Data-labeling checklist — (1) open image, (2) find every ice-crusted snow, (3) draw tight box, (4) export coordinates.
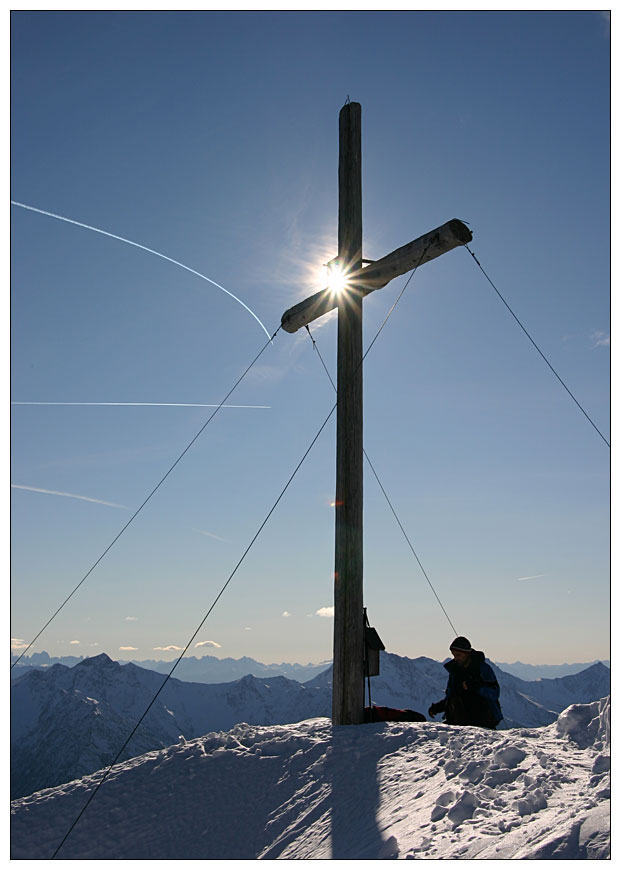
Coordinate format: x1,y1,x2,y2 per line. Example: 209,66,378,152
11,697,609,859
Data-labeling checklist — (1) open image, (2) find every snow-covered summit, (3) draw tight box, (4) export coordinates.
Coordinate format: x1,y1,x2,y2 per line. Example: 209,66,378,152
75,652,116,668
11,697,609,859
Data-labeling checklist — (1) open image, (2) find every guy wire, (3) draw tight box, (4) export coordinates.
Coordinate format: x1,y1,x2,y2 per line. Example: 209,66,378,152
465,245,610,449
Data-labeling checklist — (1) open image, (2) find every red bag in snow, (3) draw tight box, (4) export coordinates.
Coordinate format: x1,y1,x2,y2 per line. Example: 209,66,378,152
364,705,426,723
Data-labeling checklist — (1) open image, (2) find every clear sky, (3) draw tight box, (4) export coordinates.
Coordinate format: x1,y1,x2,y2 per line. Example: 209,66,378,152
11,10,610,667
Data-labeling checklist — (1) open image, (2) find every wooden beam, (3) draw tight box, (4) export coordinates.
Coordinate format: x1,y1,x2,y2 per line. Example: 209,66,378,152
280,287,336,335
280,218,472,334
357,218,472,291
332,101,364,727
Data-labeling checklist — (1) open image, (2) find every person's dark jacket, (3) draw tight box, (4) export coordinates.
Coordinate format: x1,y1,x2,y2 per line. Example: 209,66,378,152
430,650,502,728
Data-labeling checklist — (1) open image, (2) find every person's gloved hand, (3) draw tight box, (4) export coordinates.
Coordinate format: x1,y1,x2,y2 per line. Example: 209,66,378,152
428,702,442,718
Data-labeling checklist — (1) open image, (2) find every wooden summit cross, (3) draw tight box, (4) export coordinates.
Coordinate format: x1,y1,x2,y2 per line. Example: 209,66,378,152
280,101,472,726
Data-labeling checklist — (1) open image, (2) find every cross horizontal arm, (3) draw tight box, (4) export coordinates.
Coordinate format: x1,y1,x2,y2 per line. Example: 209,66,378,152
280,218,472,333
357,217,472,291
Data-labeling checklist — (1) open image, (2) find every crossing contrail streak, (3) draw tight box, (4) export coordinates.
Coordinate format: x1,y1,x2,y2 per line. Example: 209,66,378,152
11,200,272,341
11,484,129,509
11,402,270,408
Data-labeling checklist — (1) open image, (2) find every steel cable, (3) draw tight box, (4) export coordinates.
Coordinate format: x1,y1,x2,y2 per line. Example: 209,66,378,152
305,302,459,637
465,245,610,449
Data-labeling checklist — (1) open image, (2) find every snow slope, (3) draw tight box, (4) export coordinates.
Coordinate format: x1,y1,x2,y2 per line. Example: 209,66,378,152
10,697,609,860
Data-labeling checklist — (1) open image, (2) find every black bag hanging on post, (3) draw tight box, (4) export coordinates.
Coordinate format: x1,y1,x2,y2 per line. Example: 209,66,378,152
364,623,385,677
362,609,426,723
363,608,384,710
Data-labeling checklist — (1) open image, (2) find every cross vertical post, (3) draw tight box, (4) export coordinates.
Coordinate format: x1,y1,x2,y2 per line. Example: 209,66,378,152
332,101,364,726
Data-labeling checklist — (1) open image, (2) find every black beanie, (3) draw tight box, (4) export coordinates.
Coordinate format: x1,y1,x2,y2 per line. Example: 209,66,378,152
449,636,472,652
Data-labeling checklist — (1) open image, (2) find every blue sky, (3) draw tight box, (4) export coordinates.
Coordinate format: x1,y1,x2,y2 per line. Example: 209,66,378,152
11,11,610,666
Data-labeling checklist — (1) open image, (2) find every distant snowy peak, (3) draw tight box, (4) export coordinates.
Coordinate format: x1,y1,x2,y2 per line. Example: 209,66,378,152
495,660,610,680
77,652,115,665
10,650,84,669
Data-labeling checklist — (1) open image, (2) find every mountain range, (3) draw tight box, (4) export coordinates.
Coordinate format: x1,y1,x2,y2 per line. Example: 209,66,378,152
10,651,610,800
11,650,609,682
494,660,610,680
11,651,329,683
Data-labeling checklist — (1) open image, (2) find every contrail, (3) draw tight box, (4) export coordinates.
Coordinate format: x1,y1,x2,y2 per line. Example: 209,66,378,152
11,484,129,509
11,402,270,408
11,200,272,341
192,527,231,543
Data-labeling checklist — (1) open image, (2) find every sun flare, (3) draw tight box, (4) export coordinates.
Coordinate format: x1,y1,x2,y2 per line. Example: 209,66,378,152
326,263,348,295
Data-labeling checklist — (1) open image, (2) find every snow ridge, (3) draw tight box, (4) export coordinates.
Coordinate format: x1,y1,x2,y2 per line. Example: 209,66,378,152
11,698,610,859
